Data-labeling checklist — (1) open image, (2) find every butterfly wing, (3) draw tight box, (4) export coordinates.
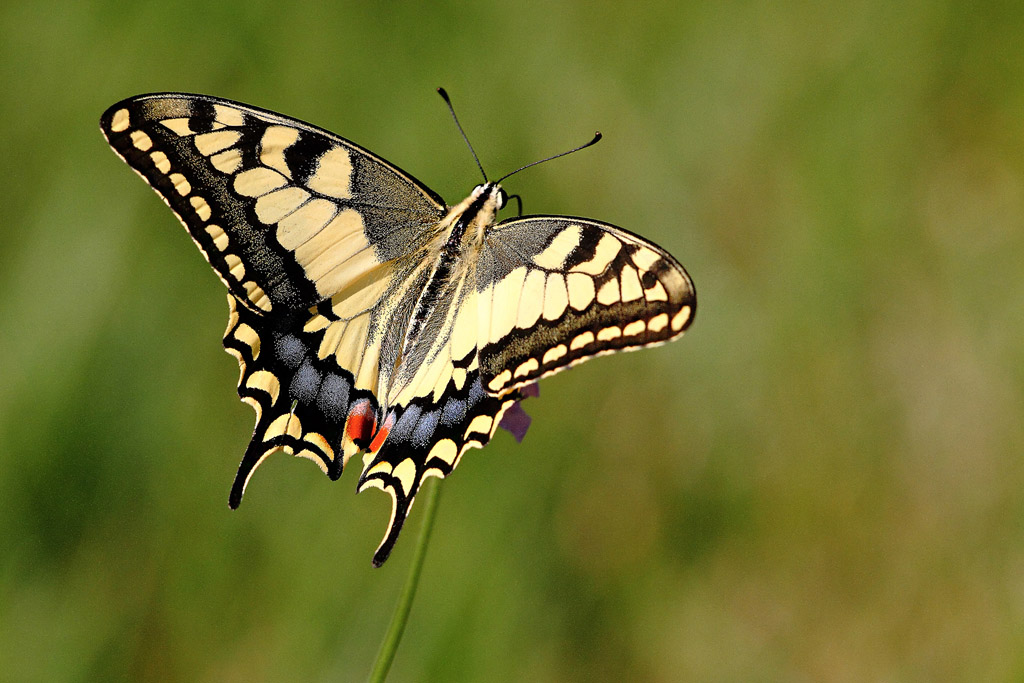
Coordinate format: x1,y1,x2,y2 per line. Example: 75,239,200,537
100,93,447,314
475,216,696,396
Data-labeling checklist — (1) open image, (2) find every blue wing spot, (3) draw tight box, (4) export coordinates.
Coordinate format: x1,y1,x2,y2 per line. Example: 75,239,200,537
440,397,466,428
412,408,441,448
274,333,306,369
389,404,422,444
290,359,321,404
317,372,351,423
468,377,486,405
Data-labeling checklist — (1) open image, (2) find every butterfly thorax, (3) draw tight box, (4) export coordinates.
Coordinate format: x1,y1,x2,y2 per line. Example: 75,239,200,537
400,182,504,353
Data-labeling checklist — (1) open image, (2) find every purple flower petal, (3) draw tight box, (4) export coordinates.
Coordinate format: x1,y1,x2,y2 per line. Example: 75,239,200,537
520,382,540,398
498,402,532,443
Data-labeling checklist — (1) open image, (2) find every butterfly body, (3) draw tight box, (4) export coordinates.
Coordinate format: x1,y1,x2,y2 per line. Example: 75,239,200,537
101,93,695,565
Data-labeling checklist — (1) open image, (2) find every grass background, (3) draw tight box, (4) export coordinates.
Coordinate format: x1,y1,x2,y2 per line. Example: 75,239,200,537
2,0,1023,680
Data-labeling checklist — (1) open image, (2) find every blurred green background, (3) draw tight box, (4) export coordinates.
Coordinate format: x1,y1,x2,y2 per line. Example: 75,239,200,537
2,0,1023,680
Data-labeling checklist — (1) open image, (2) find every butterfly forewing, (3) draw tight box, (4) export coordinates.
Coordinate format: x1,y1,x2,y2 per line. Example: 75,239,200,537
99,93,446,314
476,216,695,396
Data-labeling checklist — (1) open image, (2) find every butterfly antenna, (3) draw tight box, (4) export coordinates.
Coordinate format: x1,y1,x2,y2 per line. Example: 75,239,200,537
495,132,602,184
438,87,488,182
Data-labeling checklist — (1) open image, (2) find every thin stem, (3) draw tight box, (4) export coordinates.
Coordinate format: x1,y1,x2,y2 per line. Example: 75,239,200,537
367,478,443,683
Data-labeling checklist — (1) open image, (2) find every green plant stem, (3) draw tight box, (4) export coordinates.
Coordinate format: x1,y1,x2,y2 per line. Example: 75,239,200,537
367,478,442,683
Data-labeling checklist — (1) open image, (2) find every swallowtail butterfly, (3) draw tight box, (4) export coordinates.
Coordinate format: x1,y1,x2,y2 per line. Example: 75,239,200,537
100,92,696,566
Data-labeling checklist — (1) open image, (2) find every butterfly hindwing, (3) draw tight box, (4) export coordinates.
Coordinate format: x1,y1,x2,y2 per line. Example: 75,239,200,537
222,293,389,506
356,372,521,566
476,216,696,396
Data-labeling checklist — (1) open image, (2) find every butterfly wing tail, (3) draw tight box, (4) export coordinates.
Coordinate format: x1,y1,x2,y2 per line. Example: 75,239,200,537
356,374,521,566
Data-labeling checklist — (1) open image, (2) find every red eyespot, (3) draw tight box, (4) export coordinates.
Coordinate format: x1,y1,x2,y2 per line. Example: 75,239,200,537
369,412,396,453
345,399,377,447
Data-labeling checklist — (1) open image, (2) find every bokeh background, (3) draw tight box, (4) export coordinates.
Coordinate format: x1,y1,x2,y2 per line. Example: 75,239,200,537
2,1,1023,680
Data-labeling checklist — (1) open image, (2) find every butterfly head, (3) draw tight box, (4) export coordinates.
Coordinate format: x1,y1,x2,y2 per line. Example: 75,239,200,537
449,182,509,245
471,182,508,211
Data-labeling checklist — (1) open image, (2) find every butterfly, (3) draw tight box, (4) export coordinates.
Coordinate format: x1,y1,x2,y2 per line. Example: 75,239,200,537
100,92,696,566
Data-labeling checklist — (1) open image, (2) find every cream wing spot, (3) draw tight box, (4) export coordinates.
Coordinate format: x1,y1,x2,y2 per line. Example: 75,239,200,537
619,267,644,302
213,104,245,127
245,370,280,404
596,278,620,305
235,167,287,197
532,224,582,269
647,313,669,333
574,233,621,275
233,322,261,358
543,344,568,364
623,320,646,337
210,148,242,174
488,369,512,392
150,151,171,174
366,461,393,477
110,108,130,132
516,269,546,329
303,431,332,453
570,331,595,351
392,459,417,496
465,415,494,439
671,305,692,332
130,130,152,151
543,273,569,321
631,247,661,271
303,314,331,333
194,130,241,156
567,272,596,311
225,253,246,281
266,412,302,441
307,146,353,198
255,186,311,225
260,125,301,178
276,198,337,250
205,224,229,251
160,117,194,136
245,282,272,312
429,439,458,465
358,477,385,493
644,280,669,302
514,358,539,378
597,326,622,342
168,173,191,196
190,195,212,221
